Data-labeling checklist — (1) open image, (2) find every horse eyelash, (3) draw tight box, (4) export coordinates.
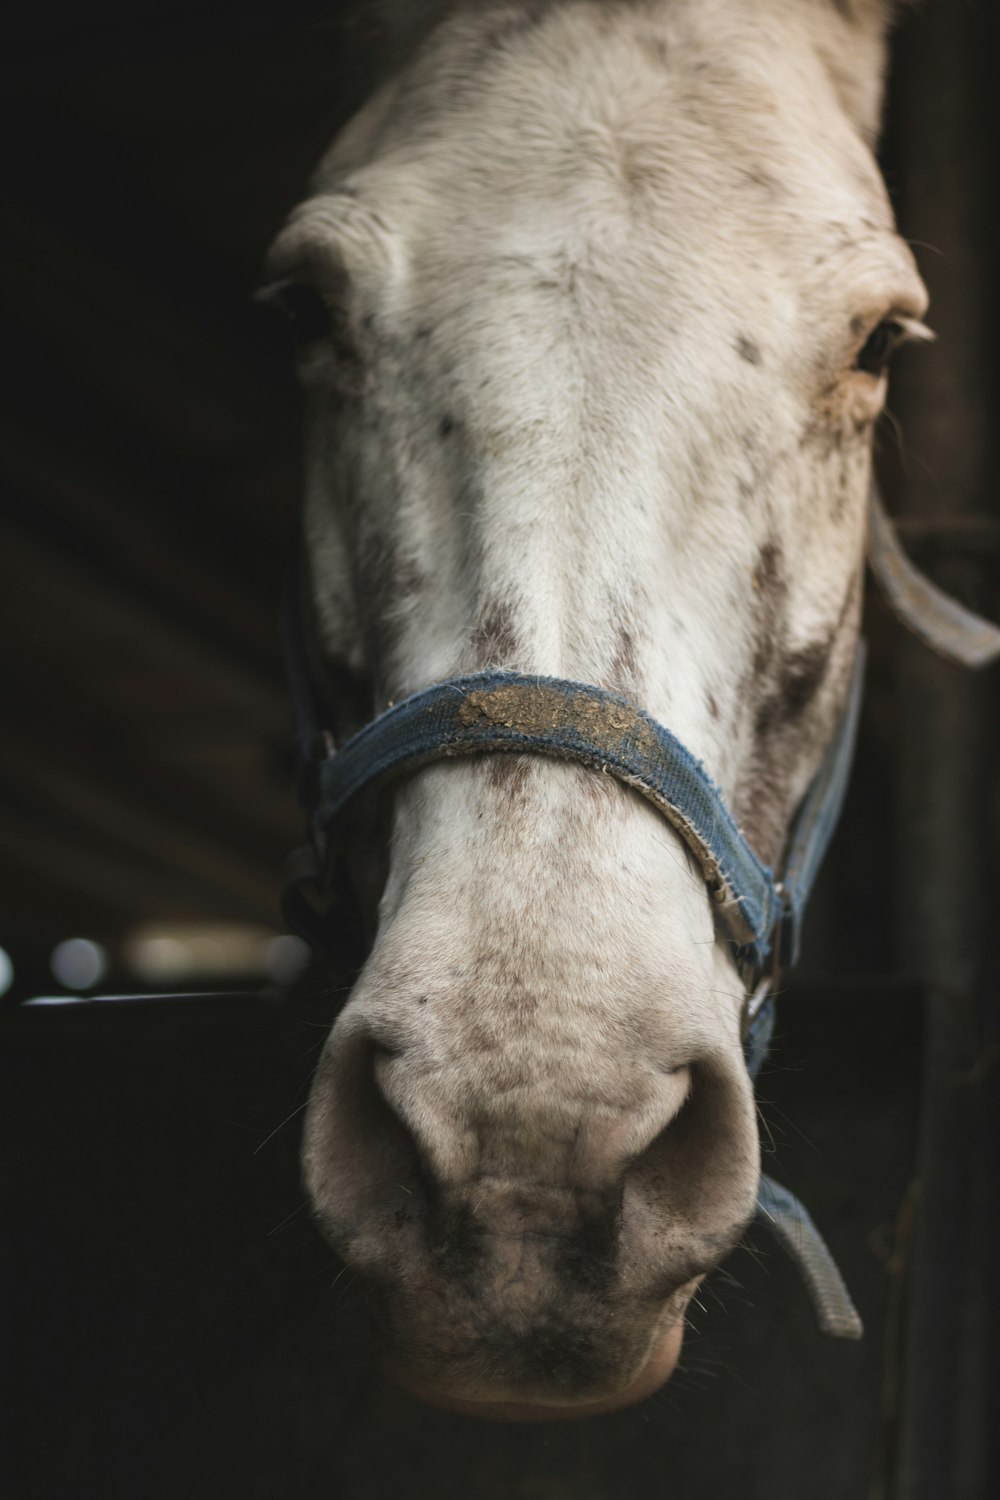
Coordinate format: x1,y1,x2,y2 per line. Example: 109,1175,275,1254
894,316,936,347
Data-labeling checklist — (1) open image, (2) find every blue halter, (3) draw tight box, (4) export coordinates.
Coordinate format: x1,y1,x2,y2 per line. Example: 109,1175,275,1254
280,572,869,1338
305,658,865,975
280,481,999,1345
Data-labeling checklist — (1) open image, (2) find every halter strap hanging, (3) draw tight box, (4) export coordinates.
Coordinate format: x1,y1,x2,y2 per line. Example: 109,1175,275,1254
867,482,1000,668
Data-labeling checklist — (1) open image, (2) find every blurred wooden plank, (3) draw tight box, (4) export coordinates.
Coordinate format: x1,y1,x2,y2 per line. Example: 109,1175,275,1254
0,739,279,913
0,808,269,939
0,517,288,733
1,420,289,673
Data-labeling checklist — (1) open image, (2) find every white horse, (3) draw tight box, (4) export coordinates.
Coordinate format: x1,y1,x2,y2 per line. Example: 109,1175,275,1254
266,0,928,1418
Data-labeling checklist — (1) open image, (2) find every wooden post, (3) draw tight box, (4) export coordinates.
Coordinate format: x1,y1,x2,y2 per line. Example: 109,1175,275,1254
881,3,999,1496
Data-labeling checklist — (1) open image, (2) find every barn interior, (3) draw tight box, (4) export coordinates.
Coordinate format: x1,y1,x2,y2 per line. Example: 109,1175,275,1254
1,3,997,1497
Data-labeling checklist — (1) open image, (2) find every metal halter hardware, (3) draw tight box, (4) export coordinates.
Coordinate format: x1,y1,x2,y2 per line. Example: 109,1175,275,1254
280,480,1000,1342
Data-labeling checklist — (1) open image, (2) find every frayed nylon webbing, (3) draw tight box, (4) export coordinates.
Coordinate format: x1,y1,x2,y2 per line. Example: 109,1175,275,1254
313,661,866,971
316,673,779,961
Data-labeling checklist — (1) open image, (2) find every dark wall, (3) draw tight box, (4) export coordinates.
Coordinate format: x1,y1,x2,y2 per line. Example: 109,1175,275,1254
0,3,422,962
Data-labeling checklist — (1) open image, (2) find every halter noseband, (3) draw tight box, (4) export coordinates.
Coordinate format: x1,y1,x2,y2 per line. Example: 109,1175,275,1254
302,658,864,975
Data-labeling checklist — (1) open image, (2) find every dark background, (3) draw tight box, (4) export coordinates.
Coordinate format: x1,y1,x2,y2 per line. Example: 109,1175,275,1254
1,3,997,1497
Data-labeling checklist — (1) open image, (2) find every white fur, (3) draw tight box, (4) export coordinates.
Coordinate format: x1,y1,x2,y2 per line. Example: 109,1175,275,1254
270,0,927,1408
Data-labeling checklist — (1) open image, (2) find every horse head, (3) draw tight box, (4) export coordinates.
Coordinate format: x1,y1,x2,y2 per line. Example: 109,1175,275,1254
266,0,927,1417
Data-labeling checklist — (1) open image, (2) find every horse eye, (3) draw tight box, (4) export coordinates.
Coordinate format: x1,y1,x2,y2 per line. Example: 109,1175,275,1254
854,319,903,377
255,281,333,351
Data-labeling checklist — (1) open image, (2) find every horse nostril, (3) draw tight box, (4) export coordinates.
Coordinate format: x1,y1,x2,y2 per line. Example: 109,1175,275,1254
621,1059,757,1285
629,1065,714,1206
301,1025,426,1265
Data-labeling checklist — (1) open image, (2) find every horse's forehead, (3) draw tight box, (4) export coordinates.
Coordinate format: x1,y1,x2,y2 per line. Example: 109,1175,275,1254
315,0,886,223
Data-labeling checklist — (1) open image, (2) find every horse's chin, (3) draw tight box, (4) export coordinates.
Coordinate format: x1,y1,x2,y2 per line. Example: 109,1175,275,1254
386,1319,685,1423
